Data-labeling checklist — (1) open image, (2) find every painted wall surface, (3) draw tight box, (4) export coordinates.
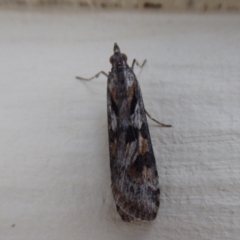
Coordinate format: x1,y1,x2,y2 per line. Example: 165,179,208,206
0,8,240,240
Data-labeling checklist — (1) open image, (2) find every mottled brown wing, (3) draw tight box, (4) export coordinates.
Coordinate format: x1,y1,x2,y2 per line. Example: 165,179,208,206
107,71,160,222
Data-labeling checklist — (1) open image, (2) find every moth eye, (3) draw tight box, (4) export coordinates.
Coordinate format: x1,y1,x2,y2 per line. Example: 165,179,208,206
110,55,114,64
122,54,127,62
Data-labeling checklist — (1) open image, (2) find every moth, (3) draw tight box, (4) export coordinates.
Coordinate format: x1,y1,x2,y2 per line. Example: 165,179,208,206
76,43,171,222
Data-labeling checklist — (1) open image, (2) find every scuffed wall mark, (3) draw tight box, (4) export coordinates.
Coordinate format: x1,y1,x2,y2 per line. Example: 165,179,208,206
143,2,162,9
188,0,194,8
203,3,208,11
217,3,222,9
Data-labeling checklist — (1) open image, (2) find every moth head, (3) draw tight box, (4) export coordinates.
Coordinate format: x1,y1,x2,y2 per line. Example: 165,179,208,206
109,43,128,65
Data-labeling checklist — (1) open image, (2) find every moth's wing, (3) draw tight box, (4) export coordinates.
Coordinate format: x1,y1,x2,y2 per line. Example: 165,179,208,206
107,75,119,186
108,71,160,222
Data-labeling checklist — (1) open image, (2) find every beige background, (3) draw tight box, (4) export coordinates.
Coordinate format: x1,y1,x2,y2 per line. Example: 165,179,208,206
1,0,240,11
0,7,240,240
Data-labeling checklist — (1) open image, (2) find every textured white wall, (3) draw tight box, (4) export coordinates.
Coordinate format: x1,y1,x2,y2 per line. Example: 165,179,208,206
1,0,240,10
0,8,240,240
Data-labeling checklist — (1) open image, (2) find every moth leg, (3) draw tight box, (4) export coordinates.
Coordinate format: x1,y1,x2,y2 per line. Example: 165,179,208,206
131,59,147,72
76,71,108,81
145,110,172,127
